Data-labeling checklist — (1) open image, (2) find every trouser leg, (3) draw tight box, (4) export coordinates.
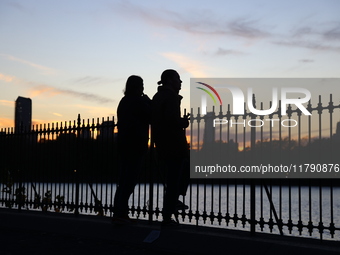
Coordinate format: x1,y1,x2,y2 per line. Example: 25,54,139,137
162,158,183,220
179,157,190,196
113,156,142,217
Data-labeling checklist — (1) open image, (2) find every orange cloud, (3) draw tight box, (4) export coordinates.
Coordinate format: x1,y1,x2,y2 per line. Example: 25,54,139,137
161,52,209,77
29,85,62,98
0,100,15,107
0,73,16,83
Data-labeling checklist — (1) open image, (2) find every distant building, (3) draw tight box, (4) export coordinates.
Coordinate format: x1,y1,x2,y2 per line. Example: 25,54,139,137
333,122,340,141
15,96,32,133
203,112,215,146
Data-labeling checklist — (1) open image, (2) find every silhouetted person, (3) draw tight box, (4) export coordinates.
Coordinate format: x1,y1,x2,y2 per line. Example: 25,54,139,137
152,69,190,226
112,75,151,224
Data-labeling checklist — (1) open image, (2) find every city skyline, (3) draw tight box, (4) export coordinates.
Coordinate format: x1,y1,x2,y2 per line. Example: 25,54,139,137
1,0,340,128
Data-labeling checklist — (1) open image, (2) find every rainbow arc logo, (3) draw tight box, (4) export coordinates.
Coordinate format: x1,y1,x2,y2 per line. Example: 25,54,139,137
196,82,222,114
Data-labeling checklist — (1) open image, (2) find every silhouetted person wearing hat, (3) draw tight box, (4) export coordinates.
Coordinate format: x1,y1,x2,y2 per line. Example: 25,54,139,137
112,75,151,224
152,69,190,226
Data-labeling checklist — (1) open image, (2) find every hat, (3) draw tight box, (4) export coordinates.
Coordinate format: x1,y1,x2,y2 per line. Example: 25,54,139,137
157,69,177,85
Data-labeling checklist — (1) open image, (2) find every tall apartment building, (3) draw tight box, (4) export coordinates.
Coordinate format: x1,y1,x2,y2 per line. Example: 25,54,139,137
15,96,32,133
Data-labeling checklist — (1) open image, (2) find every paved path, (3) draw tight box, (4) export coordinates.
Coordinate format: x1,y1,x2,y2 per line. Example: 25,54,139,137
0,209,339,255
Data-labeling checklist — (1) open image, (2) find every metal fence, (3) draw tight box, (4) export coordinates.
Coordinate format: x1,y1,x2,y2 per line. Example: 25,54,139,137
1,94,340,241
188,93,340,240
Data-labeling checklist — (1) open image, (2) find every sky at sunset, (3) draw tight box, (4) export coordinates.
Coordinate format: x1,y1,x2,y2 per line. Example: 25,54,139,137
1,0,340,129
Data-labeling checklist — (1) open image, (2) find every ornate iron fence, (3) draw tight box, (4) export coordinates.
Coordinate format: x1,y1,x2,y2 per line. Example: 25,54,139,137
0,94,340,241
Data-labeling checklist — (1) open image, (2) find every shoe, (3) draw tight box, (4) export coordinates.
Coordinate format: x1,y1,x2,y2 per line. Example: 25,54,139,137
161,218,180,228
111,215,135,225
176,200,189,211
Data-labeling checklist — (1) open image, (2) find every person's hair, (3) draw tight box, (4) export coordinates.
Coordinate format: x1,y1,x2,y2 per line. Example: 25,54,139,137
124,75,143,96
157,69,178,85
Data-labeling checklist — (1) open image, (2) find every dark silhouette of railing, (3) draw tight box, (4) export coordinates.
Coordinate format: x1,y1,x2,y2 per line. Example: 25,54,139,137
1,94,340,241
189,93,340,240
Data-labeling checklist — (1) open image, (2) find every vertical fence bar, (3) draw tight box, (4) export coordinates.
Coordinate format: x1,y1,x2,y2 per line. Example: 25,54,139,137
330,180,335,238
288,181,292,234
210,181,214,224
260,181,264,231
328,94,335,238
318,96,322,162
279,180,282,229
298,180,302,235
250,95,256,235
278,100,282,163
189,108,194,223
196,108,201,226
319,181,323,241
226,179,229,226
148,125,154,223
308,180,313,236
242,181,246,228
74,115,81,216
203,179,207,224
269,181,273,232
234,180,237,227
